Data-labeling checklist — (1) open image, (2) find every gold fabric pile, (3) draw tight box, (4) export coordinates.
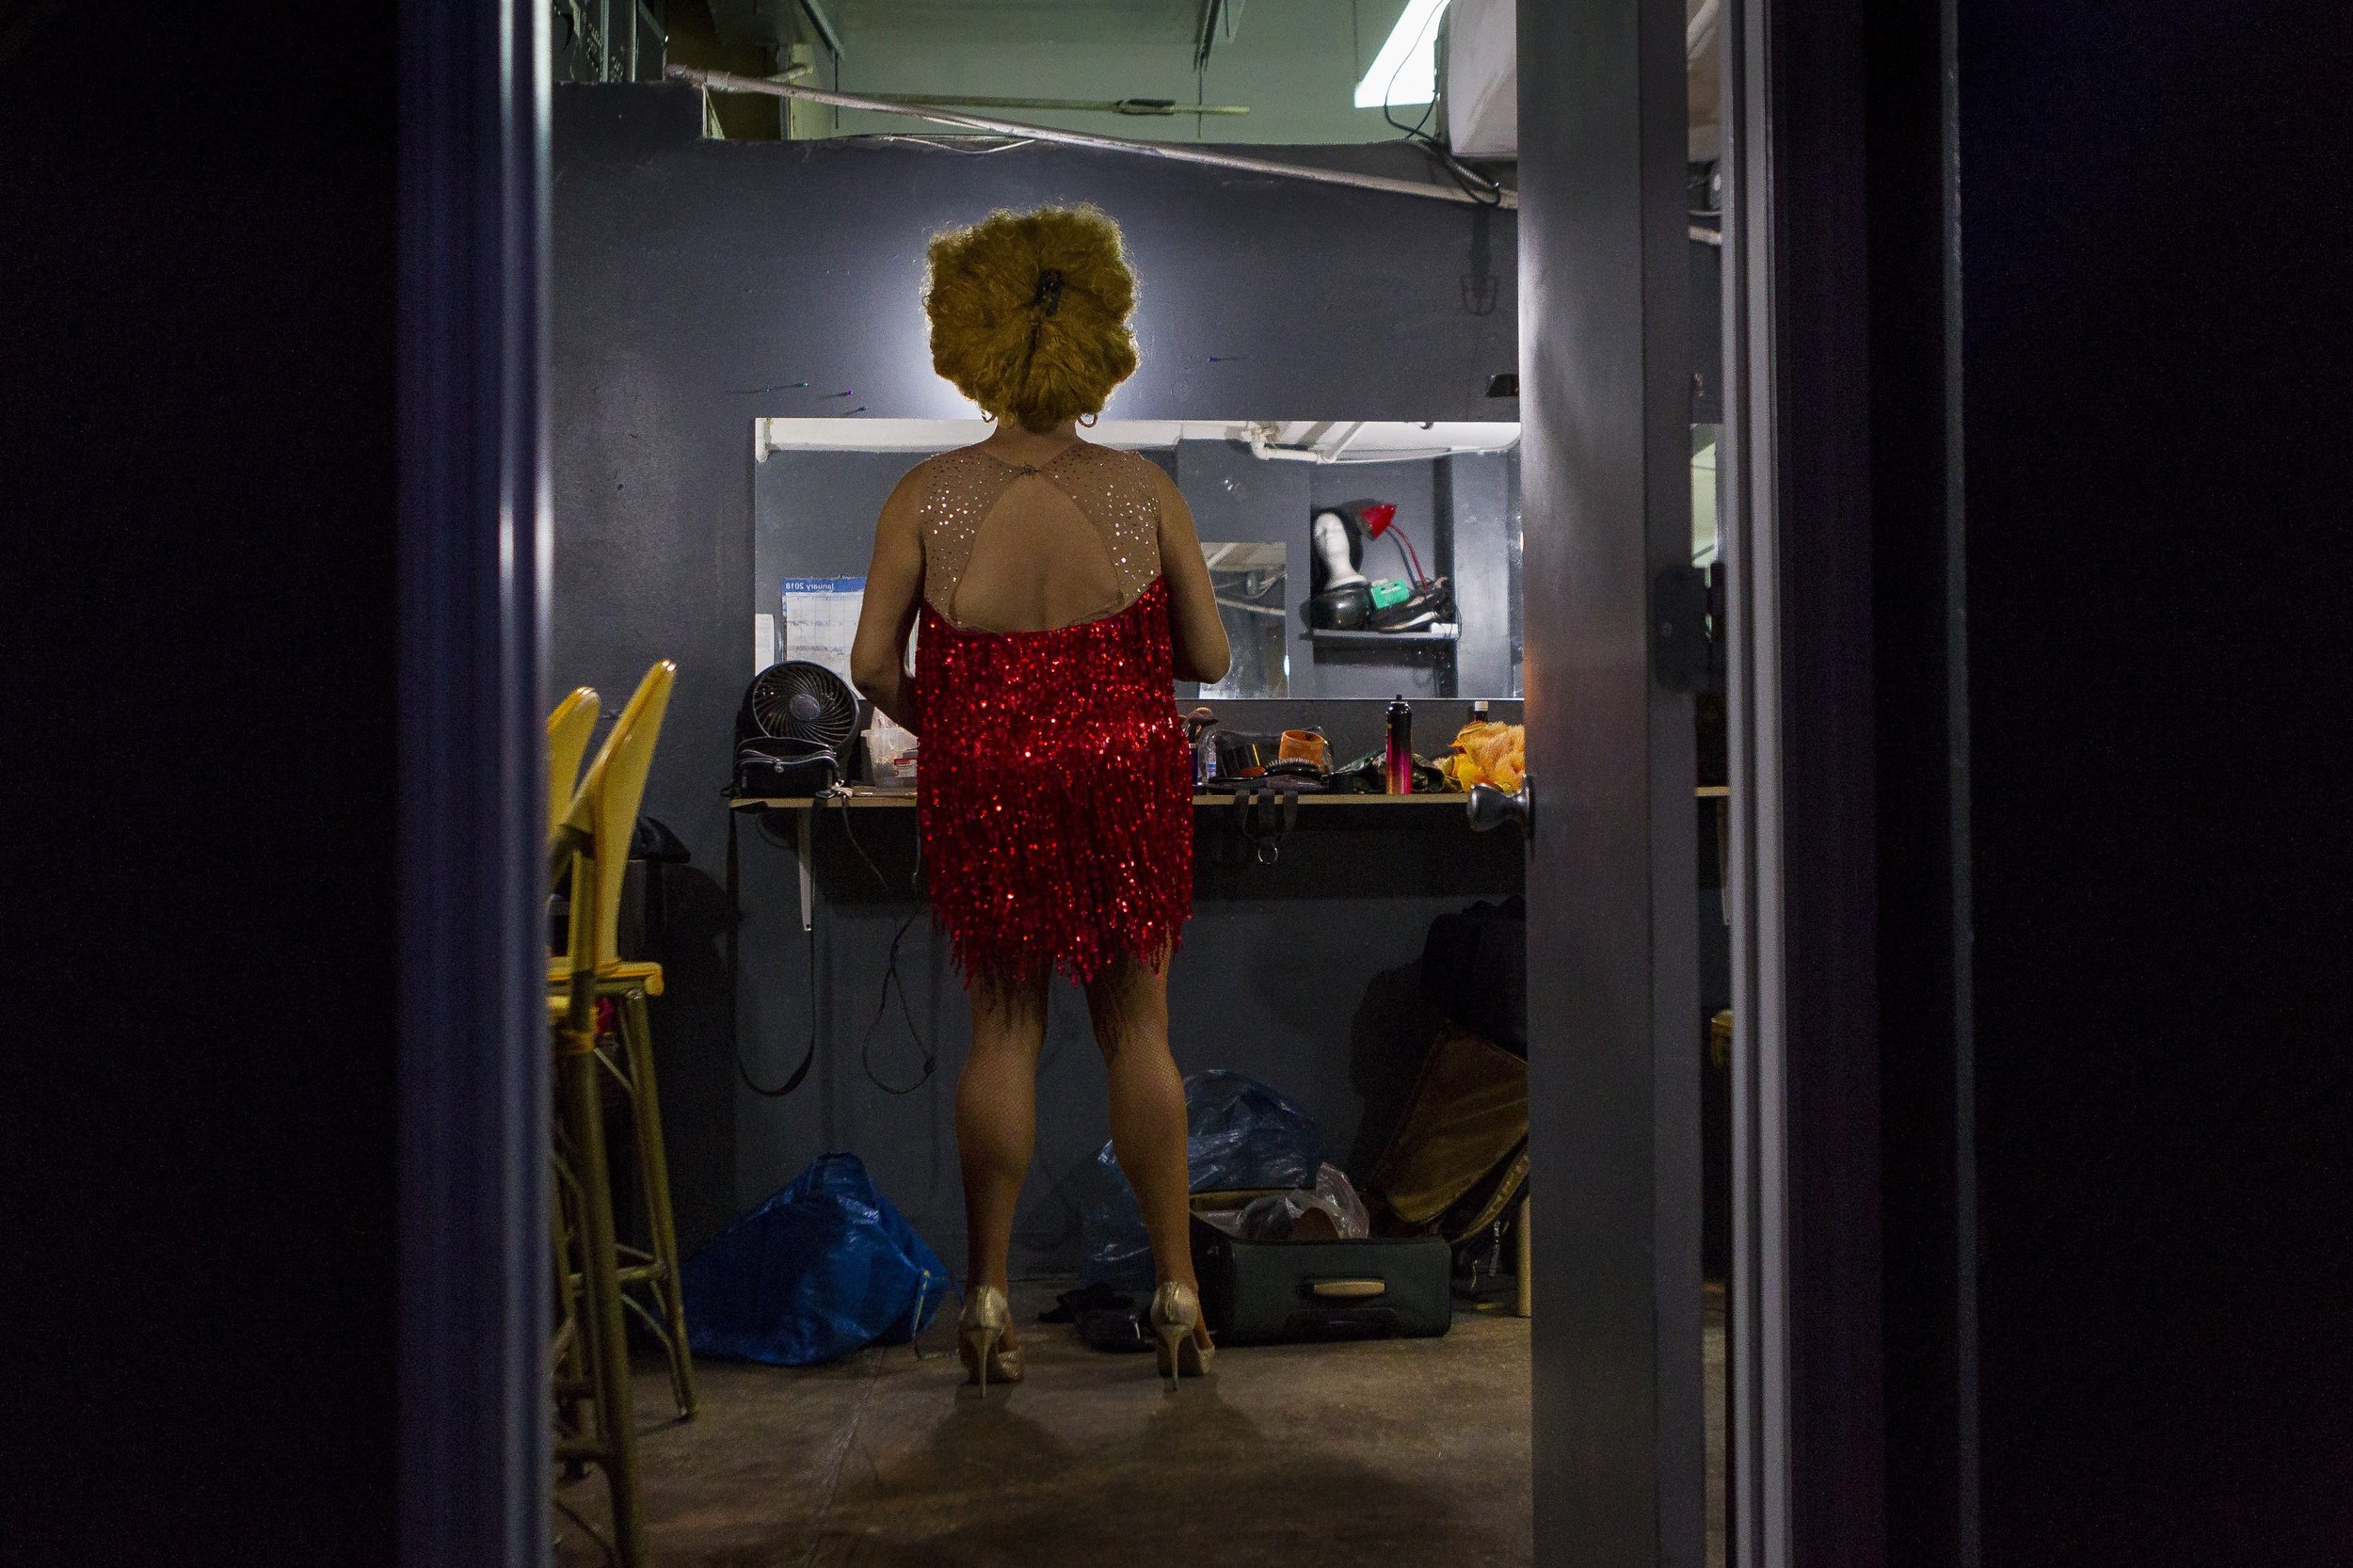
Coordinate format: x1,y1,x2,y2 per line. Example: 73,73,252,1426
1365,1023,1529,1243
1437,719,1525,792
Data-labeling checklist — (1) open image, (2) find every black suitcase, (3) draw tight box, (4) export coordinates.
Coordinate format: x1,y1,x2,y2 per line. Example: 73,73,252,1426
1189,1208,1454,1346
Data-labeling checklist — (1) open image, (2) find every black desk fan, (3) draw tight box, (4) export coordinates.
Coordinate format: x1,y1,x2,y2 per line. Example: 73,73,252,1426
734,659,859,797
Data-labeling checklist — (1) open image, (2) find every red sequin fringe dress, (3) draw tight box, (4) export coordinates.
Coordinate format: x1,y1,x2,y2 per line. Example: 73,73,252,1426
910,446,1195,989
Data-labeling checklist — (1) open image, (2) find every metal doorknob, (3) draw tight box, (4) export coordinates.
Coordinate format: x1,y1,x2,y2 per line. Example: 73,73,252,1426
1465,780,1531,839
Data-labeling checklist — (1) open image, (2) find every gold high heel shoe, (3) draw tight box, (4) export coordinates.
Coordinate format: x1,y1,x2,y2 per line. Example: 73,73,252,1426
1149,1281,1215,1390
957,1286,1024,1390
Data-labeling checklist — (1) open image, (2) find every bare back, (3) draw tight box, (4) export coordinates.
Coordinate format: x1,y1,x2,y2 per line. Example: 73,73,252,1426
848,433,1231,730
916,441,1163,633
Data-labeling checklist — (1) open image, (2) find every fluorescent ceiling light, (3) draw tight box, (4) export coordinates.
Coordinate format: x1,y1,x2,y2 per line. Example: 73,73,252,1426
1354,0,1450,109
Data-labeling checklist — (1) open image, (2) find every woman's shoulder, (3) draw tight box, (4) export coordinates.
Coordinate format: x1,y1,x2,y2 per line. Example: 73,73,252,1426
1108,446,1182,510
880,450,963,527
1064,440,1175,495
903,446,970,480
890,446,989,507
1064,440,1158,471
899,438,1165,494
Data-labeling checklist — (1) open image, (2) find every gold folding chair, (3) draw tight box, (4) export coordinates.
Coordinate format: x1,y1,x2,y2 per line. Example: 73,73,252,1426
546,666,673,1568
548,687,600,839
550,662,696,1421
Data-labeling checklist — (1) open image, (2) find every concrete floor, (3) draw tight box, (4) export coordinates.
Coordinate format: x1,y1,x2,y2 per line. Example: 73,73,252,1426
558,1282,1728,1568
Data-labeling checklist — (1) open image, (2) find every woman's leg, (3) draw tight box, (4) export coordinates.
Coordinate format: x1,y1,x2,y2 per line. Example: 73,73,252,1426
957,970,1049,1345
1083,952,1210,1347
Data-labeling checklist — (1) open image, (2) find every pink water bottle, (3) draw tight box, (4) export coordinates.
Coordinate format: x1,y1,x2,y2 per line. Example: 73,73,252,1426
1384,694,1413,794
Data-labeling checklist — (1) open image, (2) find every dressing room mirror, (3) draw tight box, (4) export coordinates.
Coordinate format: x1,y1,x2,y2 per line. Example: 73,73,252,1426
754,417,1523,700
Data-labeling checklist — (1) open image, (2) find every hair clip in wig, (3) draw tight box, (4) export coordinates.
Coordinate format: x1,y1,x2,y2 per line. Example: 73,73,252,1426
1032,268,1065,316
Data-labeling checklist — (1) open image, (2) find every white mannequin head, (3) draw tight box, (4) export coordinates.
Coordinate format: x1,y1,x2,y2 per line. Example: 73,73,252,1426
1311,508,1368,589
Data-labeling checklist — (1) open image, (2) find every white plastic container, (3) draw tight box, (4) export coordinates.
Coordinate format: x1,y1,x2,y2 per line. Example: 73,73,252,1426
862,719,918,790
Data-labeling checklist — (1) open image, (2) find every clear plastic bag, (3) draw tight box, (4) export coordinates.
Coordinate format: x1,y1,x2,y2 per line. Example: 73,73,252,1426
1201,1163,1371,1242
1081,1070,1326,1288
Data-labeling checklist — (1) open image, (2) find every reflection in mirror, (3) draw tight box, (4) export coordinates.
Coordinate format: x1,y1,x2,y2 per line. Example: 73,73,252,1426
1195,543,1289,699
753,418,1521,702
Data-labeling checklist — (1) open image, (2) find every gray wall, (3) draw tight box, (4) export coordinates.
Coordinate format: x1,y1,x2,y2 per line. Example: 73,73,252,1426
552,84,1522,1269
1446,452,1518,696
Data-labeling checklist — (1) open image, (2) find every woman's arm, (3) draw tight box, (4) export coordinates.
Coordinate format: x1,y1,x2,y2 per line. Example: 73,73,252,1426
1152,468,1231,685
849,469,928,733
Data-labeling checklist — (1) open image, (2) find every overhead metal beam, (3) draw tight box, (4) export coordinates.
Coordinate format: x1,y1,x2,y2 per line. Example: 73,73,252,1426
798,0,844,62
1193,0,1225,71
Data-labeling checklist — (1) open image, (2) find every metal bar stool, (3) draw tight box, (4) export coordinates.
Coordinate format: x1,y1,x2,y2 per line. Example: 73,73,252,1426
549,662,697,1421
550,940,643,1567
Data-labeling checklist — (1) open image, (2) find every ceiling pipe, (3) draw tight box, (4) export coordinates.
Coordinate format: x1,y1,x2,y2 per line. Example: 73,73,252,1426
852,91,1248,117
1246,422,1513,464
667,65,1519,210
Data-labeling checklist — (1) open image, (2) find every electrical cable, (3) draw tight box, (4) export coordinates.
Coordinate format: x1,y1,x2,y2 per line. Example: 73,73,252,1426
1379,518,1433,586
829,790,899,894
830,796,937,1096
1377,5,1444,142
737,899,820,1097
1420,141,1509,207
1376,4,1510,210
738,791,938,1096
860,910,934,1096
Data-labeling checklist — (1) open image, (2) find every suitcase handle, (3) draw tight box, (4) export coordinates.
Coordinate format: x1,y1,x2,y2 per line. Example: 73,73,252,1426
1306,1278,1388,1299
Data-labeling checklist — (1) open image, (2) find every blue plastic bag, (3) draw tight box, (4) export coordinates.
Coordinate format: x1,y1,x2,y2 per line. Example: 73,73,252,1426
683,1151,949,1367
1080,1070,1325,1289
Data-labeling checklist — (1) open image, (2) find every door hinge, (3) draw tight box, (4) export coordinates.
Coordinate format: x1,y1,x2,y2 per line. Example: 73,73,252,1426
1653,563,1724,694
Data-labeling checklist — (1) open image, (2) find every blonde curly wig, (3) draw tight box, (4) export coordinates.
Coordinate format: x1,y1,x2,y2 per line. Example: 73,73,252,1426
924,205,1138,432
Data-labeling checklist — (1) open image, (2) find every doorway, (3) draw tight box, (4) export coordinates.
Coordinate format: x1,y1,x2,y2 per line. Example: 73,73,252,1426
403,2,1753,1564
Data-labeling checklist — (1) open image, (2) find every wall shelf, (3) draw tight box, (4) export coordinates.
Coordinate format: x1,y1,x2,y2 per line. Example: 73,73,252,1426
731,790,1480,811
1300,624,1461,646
731,785,1729,810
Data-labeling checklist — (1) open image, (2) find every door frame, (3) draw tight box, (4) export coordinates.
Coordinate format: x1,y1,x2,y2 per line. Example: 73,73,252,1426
1517,0,1706,1562
1723,0,1913,1563
392,0,1906,1561
396,0,552,1562
1523,0,1902,1561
